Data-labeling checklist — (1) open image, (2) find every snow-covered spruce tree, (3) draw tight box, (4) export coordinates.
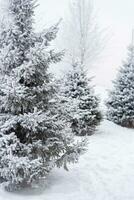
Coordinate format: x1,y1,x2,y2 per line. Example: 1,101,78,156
59,62,102,136
0,0,86,191
107,45,134,127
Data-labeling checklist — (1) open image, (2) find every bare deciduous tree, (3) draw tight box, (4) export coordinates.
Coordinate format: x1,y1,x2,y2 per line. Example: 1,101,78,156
61,0,105,68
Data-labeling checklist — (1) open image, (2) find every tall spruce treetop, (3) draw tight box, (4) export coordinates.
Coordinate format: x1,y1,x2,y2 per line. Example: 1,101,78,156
0,0,34,72
0,0,62,114
0,0,85,191
59,62,102,136
107,44,134,127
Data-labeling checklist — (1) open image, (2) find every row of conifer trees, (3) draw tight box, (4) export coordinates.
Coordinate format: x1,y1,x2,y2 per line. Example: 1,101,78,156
0,0,132,193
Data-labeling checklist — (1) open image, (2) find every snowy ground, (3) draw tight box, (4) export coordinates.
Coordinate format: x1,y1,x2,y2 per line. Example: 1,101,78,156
1,120,134,200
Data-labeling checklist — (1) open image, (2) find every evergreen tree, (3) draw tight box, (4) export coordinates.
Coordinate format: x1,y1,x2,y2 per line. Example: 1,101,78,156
59,62,102,136
107,45,134,127
0,0,86,191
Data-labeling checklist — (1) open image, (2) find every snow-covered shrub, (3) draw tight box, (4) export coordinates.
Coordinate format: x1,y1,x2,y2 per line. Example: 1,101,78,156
0,0,86,191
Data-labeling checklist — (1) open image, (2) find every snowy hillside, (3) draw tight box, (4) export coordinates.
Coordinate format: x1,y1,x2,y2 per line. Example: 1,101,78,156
1,120,134,200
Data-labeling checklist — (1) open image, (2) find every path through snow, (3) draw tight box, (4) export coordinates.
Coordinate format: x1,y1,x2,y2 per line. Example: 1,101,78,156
1,120,134,200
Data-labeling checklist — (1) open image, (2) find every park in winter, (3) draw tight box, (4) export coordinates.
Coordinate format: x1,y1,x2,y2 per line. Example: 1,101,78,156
0,0,134,199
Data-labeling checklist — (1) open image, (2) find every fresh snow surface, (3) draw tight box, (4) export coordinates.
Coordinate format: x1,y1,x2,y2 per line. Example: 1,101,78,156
1,120,134,200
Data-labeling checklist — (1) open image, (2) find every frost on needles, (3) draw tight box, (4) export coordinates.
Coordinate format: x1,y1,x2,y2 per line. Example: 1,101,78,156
107,45,134,127
0,0,86,191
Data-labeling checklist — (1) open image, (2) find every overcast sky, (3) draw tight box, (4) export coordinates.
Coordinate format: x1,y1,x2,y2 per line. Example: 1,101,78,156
34,0,134,87
0,0,133,87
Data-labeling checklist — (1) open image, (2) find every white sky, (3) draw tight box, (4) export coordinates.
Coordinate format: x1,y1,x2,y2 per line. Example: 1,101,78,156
0,0,133,87
93,0,134,87
35,0,134,87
